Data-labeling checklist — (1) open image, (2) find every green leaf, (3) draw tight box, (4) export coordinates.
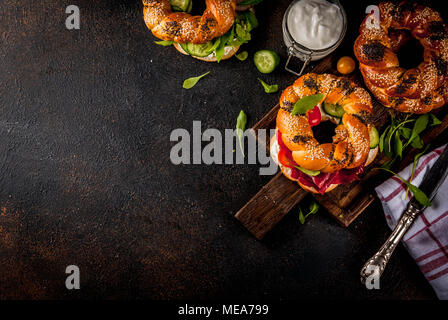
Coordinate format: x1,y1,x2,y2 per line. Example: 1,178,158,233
215,31,233,62
235,23,251,43
413,114,429,135
394,131,403,158
309,200,320,215
407,184,431,207
408,114,429,147
298,200,320,224
236,110,247,157
298,208,306,225
410,135,424,149
235,51,248,61
376,168,431,207
258,78,278,94
239,11,259,32
430,113,442,126
294,166,321,176
399,127,412,139
154,40,174,46
406,144,430,199
384,127,395,158
291,94,325,116
410,144,430,182
182,71,210,89
379,126,389,153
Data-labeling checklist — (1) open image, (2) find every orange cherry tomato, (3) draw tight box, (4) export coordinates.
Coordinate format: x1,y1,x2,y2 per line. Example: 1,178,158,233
337,56,356,74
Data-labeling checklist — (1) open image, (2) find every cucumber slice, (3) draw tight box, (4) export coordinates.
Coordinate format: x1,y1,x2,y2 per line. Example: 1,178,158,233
170,0,191,12
369,126,379,149
322,102,345,118
254,50,280,74
185,39,220,57
179,43,190,55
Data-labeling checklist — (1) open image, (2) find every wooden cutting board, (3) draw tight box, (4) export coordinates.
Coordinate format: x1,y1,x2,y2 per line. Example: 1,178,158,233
235,57,448,240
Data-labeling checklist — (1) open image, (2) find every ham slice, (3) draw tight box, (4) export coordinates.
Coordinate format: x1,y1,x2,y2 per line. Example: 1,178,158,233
276,130,363,194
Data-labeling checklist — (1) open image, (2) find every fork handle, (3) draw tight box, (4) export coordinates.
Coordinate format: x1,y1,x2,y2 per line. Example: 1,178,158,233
360,203,421,284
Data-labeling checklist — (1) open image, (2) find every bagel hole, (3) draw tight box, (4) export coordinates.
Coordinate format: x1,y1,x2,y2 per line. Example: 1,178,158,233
190,2,206,15
390,29,424,69
312,121,338,144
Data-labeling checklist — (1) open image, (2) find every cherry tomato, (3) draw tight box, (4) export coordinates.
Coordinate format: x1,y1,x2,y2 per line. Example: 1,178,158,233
337,56,356,74
307,105,322,127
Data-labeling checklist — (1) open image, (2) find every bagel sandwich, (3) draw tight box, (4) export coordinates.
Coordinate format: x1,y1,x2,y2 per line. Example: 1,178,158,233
144,0,259,62
354,1,448,113
270,73,379,194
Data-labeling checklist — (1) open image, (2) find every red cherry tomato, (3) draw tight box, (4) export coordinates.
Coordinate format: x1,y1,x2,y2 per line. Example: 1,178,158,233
307,106,322,127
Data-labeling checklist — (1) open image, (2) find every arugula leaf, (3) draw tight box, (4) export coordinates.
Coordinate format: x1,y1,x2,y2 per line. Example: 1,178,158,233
235,51,248,61
399,127,412,139
309,201,319,215
294,166,320,176
410,135,424,149
258,78,278,93
154,40,174,46
394,130,403,158
215,30,233,62
236,110,247,157
384,127,395,158
407,114,429,147
376,168,431,207
239,11,259,32
413,114,429,135
429,113,442,126
379,112,432,167
298,200,320,224
405,144,430,199
182,71,210,89
235,24,251,43
215,11,258,54
379,126,389,153
298,208,306,224
291,94,325,116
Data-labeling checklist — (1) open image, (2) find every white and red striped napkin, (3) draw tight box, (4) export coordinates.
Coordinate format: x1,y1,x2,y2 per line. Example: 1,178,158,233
375,144,448,300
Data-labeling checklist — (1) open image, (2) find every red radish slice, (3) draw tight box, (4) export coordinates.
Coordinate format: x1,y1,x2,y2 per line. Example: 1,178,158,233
278,149,297,168
307,106,322,127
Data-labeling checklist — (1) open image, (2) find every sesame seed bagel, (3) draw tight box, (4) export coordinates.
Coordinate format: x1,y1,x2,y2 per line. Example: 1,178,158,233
354,1,448,114
277,73,374,174
143,0,237,44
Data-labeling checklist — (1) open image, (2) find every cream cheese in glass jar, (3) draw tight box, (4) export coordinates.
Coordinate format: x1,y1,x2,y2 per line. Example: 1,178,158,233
282,0,347,76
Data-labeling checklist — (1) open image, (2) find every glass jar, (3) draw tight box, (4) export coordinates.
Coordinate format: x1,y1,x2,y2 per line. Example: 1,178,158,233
282,0,347,76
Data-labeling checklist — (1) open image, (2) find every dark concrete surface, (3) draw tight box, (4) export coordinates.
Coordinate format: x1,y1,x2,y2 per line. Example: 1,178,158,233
0,0,445,299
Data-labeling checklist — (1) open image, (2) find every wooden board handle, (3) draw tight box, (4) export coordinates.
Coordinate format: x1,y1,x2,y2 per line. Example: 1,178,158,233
235,172,308,240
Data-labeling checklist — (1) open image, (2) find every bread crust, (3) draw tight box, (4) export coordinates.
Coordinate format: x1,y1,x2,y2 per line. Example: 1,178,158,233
354,1,448,114
277,73,373,173
143,0,237,44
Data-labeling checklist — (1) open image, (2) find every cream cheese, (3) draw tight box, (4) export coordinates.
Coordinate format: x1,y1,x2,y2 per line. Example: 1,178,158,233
287,0,343,50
